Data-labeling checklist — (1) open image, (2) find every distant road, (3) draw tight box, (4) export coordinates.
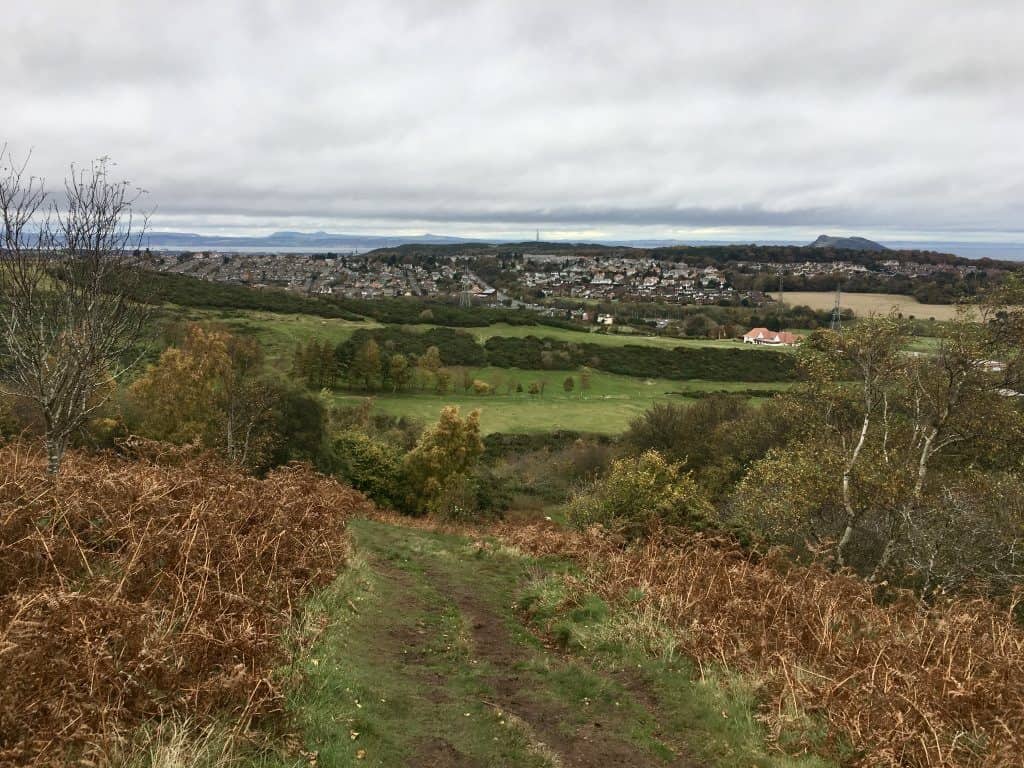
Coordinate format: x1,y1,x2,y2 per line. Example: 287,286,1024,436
466,269,523,308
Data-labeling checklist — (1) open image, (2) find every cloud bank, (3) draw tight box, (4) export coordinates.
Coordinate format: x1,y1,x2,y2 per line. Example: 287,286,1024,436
3,0,1022,242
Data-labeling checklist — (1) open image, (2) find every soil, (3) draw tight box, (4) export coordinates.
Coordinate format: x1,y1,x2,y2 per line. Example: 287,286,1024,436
404,555,699,767
345,521,705,767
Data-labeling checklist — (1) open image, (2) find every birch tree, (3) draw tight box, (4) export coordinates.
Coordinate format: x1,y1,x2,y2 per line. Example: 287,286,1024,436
797,317,907,568
0,148,149,474
735,301,1024,595
129,324,274,469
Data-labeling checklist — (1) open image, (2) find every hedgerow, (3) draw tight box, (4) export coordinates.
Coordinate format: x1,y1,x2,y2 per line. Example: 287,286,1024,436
483,335,797,381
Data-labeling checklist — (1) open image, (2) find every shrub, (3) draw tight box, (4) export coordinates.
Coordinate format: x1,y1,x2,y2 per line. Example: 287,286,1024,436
135,271,364,319
483,335,797,382
264,385,330,470
0,442,371,766
332,429,405,507
568,450,714,540
402,406,484,515
426,473,480,522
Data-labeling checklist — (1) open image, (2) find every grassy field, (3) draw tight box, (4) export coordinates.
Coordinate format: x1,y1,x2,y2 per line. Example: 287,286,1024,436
331,366,790,434
771,291,963,321
160,309,774,366
151,306,793,434
157,306,381,365
152,304,952,435
159,303,787,362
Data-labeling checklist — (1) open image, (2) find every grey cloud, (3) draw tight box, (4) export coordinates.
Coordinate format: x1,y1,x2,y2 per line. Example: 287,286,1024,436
2,0,1023,242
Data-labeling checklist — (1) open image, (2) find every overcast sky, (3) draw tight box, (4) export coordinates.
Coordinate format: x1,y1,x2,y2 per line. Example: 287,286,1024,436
3,0,1023,243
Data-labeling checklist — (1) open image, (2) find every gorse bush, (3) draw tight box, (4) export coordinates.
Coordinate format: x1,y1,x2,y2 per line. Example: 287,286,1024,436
0,442,372,766
333,429,406,508
402,406,484,516
331,406,491,518
568,449,714,540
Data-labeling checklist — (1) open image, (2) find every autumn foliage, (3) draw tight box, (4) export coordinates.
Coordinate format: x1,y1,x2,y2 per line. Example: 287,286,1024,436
492,522,1024,768
372,506,1024,767
0,441,372,766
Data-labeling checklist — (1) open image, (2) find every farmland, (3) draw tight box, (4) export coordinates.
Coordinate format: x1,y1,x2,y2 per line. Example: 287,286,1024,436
155,306,798,436
772,291,964,320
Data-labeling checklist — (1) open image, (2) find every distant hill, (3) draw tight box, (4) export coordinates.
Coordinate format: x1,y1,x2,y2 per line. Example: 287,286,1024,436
140,228,1022,263
808,234,889,252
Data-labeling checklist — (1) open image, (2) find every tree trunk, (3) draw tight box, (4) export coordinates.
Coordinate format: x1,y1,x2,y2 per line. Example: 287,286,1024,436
45,434,66,477
869,536,898,583
837,410,871,568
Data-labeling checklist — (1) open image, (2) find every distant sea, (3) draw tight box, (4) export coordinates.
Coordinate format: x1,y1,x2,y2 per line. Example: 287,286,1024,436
145,239,1024,262
883,242,1024,261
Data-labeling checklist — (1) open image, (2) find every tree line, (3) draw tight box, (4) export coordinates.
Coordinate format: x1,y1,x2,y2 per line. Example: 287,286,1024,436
292,333,595,398
290,326,796,397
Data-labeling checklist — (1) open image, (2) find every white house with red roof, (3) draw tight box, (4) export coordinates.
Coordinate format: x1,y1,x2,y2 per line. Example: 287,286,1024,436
742,328,803,346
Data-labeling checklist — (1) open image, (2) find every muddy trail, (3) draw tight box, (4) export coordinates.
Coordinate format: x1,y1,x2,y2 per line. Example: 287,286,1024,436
289,519,709,767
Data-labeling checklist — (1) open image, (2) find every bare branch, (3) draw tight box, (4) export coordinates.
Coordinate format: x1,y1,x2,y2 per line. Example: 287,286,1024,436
0,149,152,474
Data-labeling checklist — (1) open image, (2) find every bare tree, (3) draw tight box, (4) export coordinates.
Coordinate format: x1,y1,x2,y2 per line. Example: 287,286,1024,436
0,146,150,474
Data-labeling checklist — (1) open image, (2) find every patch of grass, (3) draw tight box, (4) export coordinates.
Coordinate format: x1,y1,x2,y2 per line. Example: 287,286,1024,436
905,335,941,353
157,307,379,368
108,718,256,768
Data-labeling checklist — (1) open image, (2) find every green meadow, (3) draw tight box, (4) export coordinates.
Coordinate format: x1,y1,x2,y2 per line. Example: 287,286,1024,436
330,366,790,434
155,306,797,434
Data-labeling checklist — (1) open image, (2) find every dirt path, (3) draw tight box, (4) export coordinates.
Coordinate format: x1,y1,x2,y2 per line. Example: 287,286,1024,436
286,520,834,768
430,566,697,767
336,520,699,768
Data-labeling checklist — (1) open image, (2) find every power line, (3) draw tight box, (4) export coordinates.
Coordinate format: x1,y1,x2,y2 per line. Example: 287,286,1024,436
830,283,843,330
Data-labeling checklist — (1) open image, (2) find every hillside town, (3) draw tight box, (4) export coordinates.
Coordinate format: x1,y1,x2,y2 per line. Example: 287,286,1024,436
138,250,494,299
136,247,998,312
513,254,735,303
137,250,758,305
